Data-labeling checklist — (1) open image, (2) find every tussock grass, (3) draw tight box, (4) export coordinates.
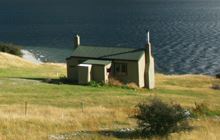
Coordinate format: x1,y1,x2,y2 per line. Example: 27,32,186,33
0,105,131,140
167,119,220,140
0,53,220,139
0,52,66,78
0,52,35,68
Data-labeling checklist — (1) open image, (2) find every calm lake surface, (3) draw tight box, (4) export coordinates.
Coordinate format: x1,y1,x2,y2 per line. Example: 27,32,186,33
0,0,220,74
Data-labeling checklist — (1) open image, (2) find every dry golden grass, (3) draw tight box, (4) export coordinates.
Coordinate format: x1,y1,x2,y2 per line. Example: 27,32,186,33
0,52,66,78
0,104,219,140
167,119,220,140
0,52,66,69
147,119,220,140
156,73,215,90
0,52,37,68
154,74,220,109
0,105,131,140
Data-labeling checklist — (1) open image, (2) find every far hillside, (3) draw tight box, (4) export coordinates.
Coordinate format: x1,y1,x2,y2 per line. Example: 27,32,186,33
0,42,22,57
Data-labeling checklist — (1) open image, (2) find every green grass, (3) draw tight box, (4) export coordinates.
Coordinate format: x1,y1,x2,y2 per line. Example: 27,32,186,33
0,77,146,108
0,54,220,139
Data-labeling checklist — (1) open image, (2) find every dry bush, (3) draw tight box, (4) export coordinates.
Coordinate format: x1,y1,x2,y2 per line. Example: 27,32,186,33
193,102,209,115
212,83,220,90
108,77,123,87
108,77,139,90
126,82,139,90
192,102,219,117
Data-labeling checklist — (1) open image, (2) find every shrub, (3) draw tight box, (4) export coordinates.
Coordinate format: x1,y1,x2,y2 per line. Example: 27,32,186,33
134,99,189,136
212,83,220,90
216,73,220,79
43,78,53,83
43,76,72,85
88,80,104,87
192,102,219,117
122,82,139,90
192,102,209,116
127,82,139,89
58,76,70,84
108,77,123,87
0,42,22,56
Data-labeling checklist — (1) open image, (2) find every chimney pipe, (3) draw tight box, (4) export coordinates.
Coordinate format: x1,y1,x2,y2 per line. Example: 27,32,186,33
148,31,150,44
145,30,152,56
145,30,155,89
146,30,150,45
74,34,80,48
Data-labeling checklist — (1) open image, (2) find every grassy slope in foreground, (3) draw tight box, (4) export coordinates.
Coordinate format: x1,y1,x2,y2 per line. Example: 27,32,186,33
0,52,220,140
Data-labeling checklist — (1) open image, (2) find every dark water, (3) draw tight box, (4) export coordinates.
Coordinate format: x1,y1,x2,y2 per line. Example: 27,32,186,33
0,0,220,75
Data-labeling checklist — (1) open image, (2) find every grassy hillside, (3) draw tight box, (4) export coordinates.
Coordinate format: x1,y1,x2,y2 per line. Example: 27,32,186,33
0,52,220,140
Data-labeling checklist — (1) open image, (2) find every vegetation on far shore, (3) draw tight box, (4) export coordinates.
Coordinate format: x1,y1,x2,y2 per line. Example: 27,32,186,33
0,42,22,57
0,53,220,140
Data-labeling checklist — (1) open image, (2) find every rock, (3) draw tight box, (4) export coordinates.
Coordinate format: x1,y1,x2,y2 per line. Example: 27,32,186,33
216,73,220,79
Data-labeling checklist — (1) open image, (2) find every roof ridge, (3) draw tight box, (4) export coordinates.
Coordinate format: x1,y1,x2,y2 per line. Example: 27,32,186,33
69,45,145,61
79,45,140,50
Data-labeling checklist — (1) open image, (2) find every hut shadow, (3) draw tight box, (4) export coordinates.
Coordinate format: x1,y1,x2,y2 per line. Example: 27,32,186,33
50,129,144,139
14,77,77,85
97,127,193,139
51,126,193,139
97,129,144,139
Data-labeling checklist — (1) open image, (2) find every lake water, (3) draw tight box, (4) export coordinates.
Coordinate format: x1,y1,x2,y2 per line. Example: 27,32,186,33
0,0,220,75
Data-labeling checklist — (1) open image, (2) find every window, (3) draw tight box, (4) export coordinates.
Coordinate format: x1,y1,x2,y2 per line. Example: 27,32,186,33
121,64,127,73
114,63,127,75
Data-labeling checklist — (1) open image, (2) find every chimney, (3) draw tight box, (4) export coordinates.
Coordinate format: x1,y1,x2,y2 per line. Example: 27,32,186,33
73,34,80,48
146,31,152,55
147,30,150,45
145,30,155,89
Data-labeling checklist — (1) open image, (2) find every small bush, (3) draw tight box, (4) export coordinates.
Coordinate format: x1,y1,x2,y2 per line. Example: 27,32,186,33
216,73,220,79
0,42,22,56
212,83,220,90
88,80,104,87
122,82,139,90
134,99,189,136
192,102,209,116
59,76,70,84
43,76,72,85
192,102,219,117
43,78,53,83
108,77,123,87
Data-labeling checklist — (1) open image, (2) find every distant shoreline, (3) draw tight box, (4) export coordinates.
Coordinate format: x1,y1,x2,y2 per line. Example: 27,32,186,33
21,49,42,64
21,49,66,67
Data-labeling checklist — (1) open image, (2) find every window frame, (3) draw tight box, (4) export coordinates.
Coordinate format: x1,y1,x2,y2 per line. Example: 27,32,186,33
114,63,128,76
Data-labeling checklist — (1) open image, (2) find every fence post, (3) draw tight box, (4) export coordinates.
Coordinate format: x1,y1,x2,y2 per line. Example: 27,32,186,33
81,102,84,113
25,101,28,116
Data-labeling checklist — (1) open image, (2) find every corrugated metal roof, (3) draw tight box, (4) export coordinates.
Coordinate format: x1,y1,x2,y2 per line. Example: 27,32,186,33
82,59,112,65
69,45,145,61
